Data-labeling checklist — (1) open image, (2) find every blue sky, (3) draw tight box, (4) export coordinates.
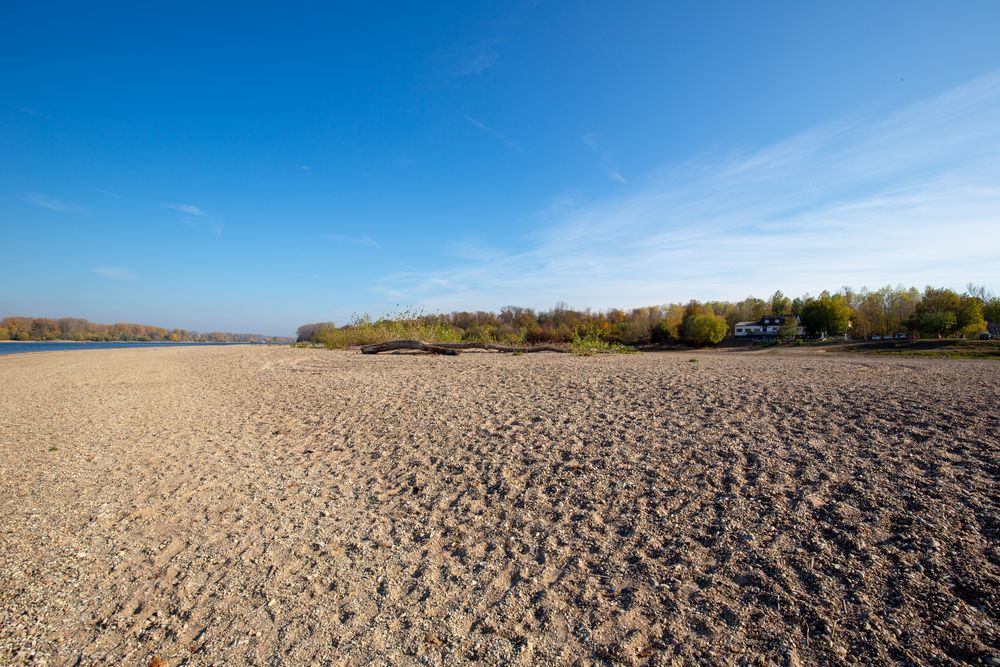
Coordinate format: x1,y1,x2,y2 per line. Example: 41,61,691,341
2,2,999,335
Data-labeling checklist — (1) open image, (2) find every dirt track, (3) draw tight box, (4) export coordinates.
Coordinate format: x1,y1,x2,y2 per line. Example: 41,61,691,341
1,346,997,666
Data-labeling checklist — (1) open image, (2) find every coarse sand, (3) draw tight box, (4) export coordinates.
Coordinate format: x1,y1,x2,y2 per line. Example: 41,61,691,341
0,346,997,665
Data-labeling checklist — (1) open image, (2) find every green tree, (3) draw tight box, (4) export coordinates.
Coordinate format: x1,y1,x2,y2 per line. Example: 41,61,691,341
799,292,852,336
909,310,956,336
769,290,791,315
954,295,986,336
905,286,972,337
650,321,673,344
985,298,1000,334
778,317,800,340
681,302,727,345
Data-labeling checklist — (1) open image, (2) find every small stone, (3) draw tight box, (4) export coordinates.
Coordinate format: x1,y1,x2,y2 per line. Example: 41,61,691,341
983,657,1000,666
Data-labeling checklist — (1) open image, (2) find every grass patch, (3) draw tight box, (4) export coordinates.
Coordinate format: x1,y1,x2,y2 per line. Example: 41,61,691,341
569,332,635,356
867,349,1000,360
840,339,1000,360
315,309,463,349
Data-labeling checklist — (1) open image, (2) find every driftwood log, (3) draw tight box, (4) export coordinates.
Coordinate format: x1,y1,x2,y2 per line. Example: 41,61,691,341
360,340,567,355
360,340,460,355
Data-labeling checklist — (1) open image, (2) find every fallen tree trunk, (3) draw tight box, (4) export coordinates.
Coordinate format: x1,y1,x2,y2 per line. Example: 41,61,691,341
360,340,460,355
360,340,567,355
434,342,568,353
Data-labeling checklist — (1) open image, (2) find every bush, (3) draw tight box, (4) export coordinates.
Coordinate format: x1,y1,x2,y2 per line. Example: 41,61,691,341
651,321,673,344
314,309,463,349
569,331,634,356
681,311,727,345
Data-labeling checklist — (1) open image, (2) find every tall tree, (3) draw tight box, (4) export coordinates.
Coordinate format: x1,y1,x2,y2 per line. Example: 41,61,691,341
769,290,791,315
799,292,852,336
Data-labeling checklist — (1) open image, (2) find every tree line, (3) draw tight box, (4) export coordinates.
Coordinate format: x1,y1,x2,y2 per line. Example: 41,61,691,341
298,284,998,348
0,317,291,343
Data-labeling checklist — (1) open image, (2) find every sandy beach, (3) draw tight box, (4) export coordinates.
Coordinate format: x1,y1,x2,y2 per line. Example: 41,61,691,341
0,346,997,666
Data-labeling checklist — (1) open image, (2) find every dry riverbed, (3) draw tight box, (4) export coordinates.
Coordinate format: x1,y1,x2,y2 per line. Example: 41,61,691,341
0,346,997,666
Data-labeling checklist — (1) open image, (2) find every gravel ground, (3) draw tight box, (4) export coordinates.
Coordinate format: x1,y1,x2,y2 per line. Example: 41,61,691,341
0,346,997,666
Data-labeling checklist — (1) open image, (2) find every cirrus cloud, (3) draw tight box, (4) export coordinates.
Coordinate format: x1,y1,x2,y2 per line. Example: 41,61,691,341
376,71,1000,311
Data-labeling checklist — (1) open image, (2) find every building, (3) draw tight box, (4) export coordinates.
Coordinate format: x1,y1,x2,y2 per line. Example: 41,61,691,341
734,314,804,338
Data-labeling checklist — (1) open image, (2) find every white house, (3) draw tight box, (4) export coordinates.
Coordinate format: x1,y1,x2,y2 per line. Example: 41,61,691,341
734,315,804,338
734,321,764,336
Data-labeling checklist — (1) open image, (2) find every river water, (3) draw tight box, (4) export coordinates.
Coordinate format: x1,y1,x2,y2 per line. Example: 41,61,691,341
0,341,272,355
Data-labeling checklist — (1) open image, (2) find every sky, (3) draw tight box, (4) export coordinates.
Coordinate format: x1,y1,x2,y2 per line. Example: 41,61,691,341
2,2,1000,336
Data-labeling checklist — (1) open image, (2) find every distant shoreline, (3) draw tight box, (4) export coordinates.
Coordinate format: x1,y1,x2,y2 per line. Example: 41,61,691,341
0,339,283,344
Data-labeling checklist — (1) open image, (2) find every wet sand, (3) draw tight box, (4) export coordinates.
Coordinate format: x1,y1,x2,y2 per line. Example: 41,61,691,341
1,346,997,666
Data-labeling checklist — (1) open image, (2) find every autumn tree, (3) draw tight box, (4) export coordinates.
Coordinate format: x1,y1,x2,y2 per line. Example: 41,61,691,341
297,322,336,342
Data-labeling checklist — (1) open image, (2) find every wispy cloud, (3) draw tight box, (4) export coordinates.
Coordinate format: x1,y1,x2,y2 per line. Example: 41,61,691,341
464,114,526,154
165,202,224,236
164,202,207,216
448,237,506,262
432,36,504,83
325,233,379,248
429,6,535,87
18,192,80,214
92,188,123,199
91,266,136,280
13,106,50,120
378,71,1000,310
181,218,224,237
296,164,312,171
582,133,626,183
453,38,503,76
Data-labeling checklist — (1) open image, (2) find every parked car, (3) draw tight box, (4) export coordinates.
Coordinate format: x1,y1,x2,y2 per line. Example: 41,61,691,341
980,332,992,340
871,335,881,341
894,333,907,340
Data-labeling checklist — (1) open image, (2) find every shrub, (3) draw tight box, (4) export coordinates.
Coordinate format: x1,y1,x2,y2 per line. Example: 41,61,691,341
650,321,673,344
569,331,635,356
314,309,463,349
681,309,727,345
